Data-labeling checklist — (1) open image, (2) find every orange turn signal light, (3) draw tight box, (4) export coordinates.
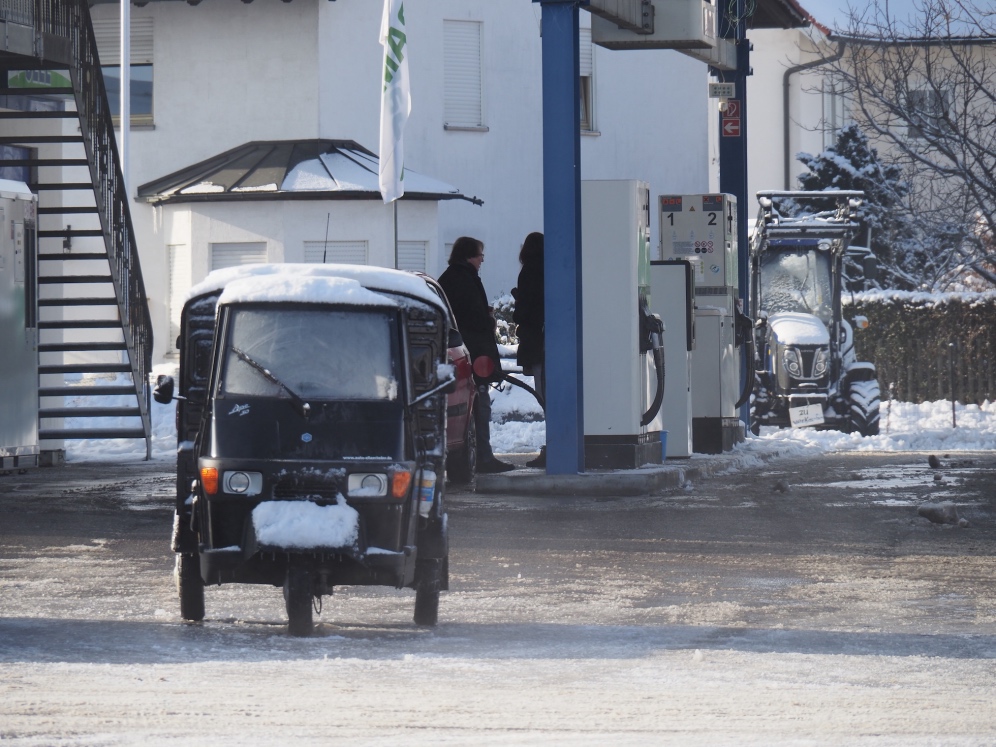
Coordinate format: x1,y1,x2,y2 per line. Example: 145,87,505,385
391,470,412,499
200,467,219,495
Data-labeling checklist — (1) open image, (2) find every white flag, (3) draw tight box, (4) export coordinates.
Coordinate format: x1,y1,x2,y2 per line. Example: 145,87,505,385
379,0,410,204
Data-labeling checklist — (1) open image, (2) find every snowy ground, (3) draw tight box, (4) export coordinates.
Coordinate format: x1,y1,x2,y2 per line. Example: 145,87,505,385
63,364,996,465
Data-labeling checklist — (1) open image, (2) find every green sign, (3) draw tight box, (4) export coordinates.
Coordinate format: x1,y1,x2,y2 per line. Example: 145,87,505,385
7,70,72,89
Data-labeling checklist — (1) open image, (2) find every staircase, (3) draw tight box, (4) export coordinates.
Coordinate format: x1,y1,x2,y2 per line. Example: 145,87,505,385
0,0,153,458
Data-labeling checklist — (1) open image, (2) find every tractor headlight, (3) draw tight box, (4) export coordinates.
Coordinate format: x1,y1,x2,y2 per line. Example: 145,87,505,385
223,470,263,495
814,348,829,377
782,348,802,377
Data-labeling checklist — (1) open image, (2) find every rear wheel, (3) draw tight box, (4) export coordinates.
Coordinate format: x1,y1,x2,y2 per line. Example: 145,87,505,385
413,558,442,627
848,379,881,437
446,417,477,486
175,553,205,622
284,564,314,637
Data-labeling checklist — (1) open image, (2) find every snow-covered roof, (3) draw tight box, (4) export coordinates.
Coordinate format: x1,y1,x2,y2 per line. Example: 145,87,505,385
137,140,482,206
188,263,446,313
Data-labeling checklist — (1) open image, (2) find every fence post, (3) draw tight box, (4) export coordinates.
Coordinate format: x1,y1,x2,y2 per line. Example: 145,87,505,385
949,340,957,428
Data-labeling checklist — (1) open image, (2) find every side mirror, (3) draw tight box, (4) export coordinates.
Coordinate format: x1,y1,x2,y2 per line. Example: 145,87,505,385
448,328,464,349
153,374,175,404
755,310,768,328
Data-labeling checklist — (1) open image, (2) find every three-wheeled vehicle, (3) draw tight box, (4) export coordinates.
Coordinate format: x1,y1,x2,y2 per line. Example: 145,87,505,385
154,263,458,635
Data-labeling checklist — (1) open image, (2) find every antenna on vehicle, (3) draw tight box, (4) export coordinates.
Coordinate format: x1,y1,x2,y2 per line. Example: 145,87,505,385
323,212,330,263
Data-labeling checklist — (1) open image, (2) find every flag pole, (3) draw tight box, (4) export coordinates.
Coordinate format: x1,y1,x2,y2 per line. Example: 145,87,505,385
394,200,399,269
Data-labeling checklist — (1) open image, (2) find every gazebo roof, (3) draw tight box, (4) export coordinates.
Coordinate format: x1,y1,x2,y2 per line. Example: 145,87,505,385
137,139,480,205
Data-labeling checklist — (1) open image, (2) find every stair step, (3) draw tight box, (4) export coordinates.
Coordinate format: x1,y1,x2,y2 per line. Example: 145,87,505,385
0,158,89,167
38,275,113,284
38,253,108,261
38,229,105,239
40,385,138,397
29,183,95,191
0,87,74,96
39,319,121,330
40,407,142,419
39,342,126,353
0,110,78,120
39,297,117,307
40,428,147,440
39,363,132,375
0,135,84,144
38,207,99,215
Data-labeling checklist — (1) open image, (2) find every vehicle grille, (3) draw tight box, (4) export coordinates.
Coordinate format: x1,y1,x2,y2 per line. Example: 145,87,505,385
272,479,341,502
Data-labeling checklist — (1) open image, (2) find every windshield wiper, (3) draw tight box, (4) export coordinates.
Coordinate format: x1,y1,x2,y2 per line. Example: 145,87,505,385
231,346,312,417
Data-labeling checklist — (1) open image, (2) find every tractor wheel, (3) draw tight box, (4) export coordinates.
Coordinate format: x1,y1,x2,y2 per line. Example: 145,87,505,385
848,379,881,437
284,563,314,637
446,418,477,487
175,553,205,622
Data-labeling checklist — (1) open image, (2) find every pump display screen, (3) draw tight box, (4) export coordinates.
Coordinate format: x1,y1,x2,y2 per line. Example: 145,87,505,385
759,247,833,326
218,308,400,401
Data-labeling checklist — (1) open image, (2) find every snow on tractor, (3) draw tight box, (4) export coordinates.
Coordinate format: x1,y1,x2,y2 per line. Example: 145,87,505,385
749,191,881,437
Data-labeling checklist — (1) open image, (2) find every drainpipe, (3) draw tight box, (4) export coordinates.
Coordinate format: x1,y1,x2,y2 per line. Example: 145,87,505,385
782,38,846,189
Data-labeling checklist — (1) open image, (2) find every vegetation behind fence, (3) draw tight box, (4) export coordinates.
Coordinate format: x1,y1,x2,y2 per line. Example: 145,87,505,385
845,291,996,404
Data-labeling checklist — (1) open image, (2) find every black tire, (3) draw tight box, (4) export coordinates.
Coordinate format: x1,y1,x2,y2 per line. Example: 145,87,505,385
413,559,442,627
848,379,881,437
284,563,314,637
446,417,477,486
175,553,205,622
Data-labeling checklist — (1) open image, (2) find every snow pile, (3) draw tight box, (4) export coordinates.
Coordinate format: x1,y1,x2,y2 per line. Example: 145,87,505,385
252,497,359,550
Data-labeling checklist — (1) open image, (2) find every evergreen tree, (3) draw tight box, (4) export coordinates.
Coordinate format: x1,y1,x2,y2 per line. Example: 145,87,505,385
795,124,913,286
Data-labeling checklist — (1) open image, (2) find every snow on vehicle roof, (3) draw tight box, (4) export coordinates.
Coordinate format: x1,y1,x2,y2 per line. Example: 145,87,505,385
187,263,444,311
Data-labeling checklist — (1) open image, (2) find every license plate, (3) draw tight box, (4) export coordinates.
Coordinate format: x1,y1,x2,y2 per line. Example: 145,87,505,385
789,403,824,428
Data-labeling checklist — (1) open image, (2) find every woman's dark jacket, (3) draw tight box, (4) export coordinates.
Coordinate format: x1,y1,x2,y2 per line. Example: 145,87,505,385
512,261,544,369
438,261,502,384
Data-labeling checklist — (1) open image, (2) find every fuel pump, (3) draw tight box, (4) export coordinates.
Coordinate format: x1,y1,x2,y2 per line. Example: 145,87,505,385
581,180,666,469
659,193,745,453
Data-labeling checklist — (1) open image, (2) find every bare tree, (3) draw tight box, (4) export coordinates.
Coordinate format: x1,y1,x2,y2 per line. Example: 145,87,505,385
823,0,996,288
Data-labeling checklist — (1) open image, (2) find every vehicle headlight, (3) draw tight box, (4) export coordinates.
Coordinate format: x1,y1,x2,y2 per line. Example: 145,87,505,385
814,348,829,376
223,470,263,495
782,348,802,377
348,473,388,497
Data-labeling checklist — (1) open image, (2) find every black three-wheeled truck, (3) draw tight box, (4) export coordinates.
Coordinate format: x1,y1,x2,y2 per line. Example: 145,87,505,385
154,264,455,635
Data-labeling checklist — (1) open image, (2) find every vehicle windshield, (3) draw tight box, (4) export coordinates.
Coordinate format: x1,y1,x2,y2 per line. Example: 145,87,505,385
759,247,833,326
219,307,399,401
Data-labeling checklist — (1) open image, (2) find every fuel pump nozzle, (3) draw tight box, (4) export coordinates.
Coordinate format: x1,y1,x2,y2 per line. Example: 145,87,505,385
639,299,666,427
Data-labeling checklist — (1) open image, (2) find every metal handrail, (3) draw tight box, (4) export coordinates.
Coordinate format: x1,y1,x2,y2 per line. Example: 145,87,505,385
30,0,154,455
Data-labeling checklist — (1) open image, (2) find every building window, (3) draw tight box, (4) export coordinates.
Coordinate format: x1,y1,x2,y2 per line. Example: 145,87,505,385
91,11,154,125
211,242,267,271
822,81,851,149
580,27,594,132
303,240,368,265
444,20,486,130
907,88,949,140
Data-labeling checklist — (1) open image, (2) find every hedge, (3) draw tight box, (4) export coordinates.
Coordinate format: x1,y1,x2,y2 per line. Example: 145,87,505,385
844,291,996,405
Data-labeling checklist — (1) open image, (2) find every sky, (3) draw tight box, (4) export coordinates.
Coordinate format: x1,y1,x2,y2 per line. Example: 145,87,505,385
796,0,921,31
62,363,996,466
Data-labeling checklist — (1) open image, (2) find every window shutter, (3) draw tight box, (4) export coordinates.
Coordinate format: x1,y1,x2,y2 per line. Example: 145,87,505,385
168,244,190,350
92,16,154,66
444,20,483,127
303,240,368,265
397,241,427,272
579,28,592,78
210,242,268,271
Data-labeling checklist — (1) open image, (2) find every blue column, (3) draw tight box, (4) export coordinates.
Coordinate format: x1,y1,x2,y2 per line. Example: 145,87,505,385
717,0,751,426
535,0,584,474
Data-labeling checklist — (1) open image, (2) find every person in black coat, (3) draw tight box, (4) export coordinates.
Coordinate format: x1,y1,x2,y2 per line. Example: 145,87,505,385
511,232,546,468
438,236,514,473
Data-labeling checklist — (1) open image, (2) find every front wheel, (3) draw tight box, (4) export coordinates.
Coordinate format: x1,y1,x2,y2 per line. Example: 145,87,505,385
413,558,442,626
175,553,205,622
848,379,881,437
284,564,314,637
